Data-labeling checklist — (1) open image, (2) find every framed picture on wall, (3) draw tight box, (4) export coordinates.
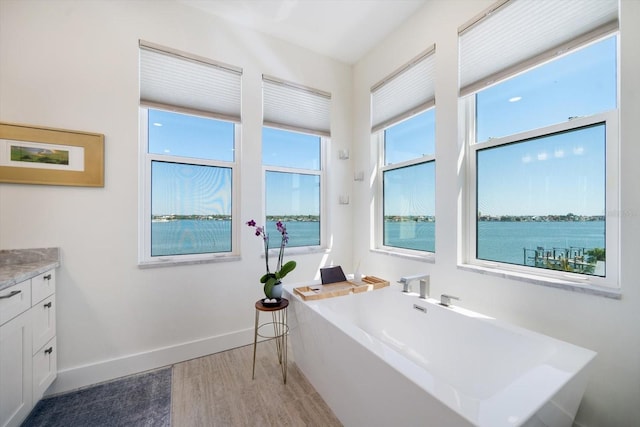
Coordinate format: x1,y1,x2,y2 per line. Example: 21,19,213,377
0,122,104,187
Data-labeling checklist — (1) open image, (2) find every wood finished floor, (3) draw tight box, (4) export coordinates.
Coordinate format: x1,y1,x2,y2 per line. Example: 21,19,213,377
171,340,343,426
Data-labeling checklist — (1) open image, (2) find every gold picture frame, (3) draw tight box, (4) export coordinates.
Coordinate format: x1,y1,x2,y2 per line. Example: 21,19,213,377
0,122,104,187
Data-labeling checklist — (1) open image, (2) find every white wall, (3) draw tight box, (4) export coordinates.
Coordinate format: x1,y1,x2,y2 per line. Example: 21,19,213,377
0,0,353,392
352,1,640,426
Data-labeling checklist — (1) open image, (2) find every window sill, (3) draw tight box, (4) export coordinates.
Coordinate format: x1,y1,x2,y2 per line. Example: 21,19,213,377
138,254,241,269
370,248,435,263
457,263,621,299
266,246,330,258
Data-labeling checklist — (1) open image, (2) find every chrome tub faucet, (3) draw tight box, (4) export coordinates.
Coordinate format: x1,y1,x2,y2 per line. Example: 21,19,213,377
398,274,430,299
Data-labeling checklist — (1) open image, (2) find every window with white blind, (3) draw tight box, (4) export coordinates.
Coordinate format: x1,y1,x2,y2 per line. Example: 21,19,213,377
372,46,436,255
138,41,241,266
460,0,620,293
262,76,330,248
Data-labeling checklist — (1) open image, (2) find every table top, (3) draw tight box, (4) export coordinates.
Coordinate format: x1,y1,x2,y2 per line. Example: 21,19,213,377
255,298,289,311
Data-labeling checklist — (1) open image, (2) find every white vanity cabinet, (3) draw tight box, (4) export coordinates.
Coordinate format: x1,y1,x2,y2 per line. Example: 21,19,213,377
0,269,56,427
31,271,57,402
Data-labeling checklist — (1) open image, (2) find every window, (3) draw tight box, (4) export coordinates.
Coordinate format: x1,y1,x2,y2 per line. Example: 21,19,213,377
139,42,241,265
262,76,330,248
263,128,322,247
382,110,435,252
372,47,436,255
460,0,619,289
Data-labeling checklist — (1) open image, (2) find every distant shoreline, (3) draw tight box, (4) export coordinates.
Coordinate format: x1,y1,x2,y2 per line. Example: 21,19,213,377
477,214,604,222
152,214,605,223
151,215,321,222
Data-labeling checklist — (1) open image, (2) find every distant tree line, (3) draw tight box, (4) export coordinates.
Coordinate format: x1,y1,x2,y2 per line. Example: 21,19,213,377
478,213,604,222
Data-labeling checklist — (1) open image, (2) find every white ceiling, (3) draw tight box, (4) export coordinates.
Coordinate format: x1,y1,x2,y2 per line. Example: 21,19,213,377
178,0,428,64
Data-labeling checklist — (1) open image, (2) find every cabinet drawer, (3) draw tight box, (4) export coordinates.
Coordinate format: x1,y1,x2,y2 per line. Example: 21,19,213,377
0,280,31,326
31,271,55,305
33,295,56,354
33,336,56,402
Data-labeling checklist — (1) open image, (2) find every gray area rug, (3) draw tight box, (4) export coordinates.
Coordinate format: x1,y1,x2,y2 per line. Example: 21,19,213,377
22,367,171,427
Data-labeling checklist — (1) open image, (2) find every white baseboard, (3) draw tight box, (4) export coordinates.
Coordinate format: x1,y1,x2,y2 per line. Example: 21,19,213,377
45,327,254,396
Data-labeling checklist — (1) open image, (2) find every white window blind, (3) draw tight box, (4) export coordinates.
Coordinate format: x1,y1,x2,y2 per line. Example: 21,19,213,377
139,41,242,122
459,0,619,97
371,46,436,133
262,76,331,137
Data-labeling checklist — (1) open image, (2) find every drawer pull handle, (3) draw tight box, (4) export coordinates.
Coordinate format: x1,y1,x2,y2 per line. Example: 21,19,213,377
44,302,52,309
45,347,53,355
44,274,52,280
0,290,21,299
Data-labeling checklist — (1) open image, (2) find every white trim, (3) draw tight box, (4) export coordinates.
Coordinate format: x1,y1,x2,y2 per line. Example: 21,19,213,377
139,100,241,125
45,328,254,396
262,121,330,138
138,108,150,265
261,130,328,251
371,99,436,134
380,154,436,173
138,107,240,267
457,264,621,299
370,247,436,263
320,135,329,249
373,132,384,250
464,108,620,291
373,122,437,256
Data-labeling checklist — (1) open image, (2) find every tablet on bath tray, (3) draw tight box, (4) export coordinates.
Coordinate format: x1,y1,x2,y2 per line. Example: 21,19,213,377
320,266,347,285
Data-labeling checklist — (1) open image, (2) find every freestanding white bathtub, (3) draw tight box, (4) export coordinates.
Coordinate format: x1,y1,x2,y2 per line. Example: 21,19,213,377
285,283,596,427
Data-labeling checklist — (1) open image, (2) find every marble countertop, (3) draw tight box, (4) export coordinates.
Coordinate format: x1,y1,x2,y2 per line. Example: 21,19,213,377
0,248,60,292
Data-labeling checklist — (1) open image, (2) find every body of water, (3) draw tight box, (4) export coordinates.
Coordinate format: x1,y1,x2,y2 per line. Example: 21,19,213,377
153,219,605,274
476,220,604,265
151,220,319,256
384,221,435,252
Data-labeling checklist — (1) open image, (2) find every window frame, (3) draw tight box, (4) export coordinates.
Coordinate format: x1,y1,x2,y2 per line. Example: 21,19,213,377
374,108,437,259
462,93,620,293
261,126,328,252
138,107,241,267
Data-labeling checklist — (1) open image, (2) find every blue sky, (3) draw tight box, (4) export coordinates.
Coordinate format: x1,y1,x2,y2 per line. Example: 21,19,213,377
262,127,321,216
383,109,436,216
477,124,605,216
475,35,616,216
384,108,435,165
149,115,321,216
149,35,616,218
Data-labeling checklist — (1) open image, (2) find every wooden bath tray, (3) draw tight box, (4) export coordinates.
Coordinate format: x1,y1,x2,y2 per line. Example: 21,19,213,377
294,276,389,301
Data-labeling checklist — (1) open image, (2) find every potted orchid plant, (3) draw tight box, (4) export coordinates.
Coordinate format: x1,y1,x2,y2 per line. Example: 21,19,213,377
246,219,297,299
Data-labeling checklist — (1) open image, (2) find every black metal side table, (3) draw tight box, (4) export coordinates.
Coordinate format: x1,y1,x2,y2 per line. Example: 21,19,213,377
252,298,289,383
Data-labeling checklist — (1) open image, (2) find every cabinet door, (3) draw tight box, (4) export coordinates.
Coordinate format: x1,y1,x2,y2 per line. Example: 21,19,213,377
33,337,56,402
32,295,55,353
0,311,33,427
